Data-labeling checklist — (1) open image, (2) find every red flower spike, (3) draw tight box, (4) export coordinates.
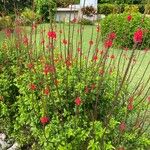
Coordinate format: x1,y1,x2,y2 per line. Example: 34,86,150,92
127,103,134,111
29,83,36,91
97,26,100,32
5,29,11,38
43,88,50,95
44,64,55,75
72,17,77,23
127,15,132,22
99,69,104,76
104,40,113,49
63,39,68,45
108,32,116,40
23,36,29,45
27,63,34,69
75,97,81,106
41,39,45,45
40,116,49,125
89,40,94,45
47,31,56,39
93,55,98,61
128,97,134,103
133,28,143,43
119,122,126,132
110,54,115,59
91,84,96,90
85,86,89,94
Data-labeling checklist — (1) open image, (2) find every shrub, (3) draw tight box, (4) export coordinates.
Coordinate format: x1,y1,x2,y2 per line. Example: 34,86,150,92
101,13,150,49
124,5,139,13
98,4,120,15
0,10,150,149
145,4,150,14
81,6,96,17
0,16,13,30
79,18,94,25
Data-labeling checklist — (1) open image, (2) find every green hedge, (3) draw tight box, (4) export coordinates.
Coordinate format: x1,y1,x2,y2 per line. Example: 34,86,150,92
101,13,150,49
98,4,150,15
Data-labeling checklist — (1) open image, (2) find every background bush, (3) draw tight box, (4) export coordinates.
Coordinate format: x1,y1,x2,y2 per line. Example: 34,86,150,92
101,13,150,49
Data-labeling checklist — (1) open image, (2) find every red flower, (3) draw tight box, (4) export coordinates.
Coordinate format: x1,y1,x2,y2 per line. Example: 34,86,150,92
41,39,45,45
85,86,89,93
119,122,126,132
97,25,100,32
44,64,55,75
89,40,94,45
93,55,98,61
43,88,50,95
108,32,116,40
127,15,132,22
48,31,56,39
63,39,68,45
40,116,49,125
133,28,143,43
100,50,104,55
5,29,11,38
75,97,81,106
23,36,29,45
104,40,113,48
110,54,115,59
72,17,77,23
29,83,36,91
128,97,134,103
127,103,133,111
99,69,104,75
27,63,34,69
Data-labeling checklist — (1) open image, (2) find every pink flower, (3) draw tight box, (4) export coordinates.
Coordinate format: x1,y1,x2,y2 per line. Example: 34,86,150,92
40,116,49,125
75,97,81,106
48,31,56,39
133,28,143,43
127,15,132,22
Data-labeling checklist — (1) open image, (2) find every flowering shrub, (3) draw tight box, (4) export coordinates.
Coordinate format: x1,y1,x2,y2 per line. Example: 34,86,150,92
0,9,150,150
101,13,150,49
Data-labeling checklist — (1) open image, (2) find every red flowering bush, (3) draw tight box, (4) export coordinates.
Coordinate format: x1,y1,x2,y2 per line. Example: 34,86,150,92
0,10,150,149
101,13,150,49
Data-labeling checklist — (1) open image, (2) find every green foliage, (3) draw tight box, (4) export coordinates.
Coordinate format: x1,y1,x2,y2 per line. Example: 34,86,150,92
0,16,13,30
101,13,150,49
124,5,139,13
35,0,56,22
145,4,150,14
21,8,39,25
97,4,121,15
79,18,95,25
